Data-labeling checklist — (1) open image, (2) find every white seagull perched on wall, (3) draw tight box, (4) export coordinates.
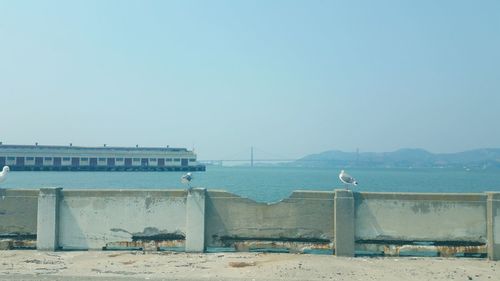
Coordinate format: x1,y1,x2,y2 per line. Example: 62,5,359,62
181,172,193,194
0,166,10,184
339,170,358,190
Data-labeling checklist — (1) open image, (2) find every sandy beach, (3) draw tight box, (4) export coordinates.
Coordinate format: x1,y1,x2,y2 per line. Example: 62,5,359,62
0,250,498,281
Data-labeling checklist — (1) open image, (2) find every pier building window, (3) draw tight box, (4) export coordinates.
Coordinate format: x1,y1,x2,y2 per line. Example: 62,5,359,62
80,158,89,161
98,158,106,161
133,158,140,162
166,158,173,162
63,157,70,161
174,158,180,162
189,158,196,162
15,157,25,166
44,157,53,161
7,157,16,161
53,157,62,166
149,158,157,161
26,157,34,161
116,158,124,162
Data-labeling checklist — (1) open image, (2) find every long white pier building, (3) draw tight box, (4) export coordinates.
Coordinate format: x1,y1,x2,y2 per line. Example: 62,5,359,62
0,143,205,171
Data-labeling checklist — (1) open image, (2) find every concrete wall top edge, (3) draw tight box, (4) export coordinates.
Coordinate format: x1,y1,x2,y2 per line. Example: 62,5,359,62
207,190,335,205
355,192,487,202
486,192,500,200
0,189,39,197
62,189,187,197
2,188,494,201
289,190,335,199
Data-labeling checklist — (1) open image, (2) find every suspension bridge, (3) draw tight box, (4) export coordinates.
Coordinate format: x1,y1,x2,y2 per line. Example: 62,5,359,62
198,147,301,166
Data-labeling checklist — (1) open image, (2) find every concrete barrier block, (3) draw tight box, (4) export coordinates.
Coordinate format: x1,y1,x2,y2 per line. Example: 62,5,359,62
334,189,354,257
487,192,500,260
186,188,206,252
0,239,13,250
37,187,62,251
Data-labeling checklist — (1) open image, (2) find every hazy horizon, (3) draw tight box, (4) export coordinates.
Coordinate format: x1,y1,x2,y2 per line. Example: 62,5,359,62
1,0,499,160
1,141,499,161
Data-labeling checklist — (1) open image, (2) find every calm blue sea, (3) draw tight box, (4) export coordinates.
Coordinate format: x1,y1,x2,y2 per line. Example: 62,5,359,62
2,166,500,202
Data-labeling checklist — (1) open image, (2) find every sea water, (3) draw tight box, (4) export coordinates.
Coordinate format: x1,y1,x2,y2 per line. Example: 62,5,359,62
2,166,500,202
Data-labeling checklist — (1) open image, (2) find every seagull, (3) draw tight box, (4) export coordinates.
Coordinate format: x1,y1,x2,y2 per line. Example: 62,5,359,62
0,166,10,184
181,172,193,193
339,170,357,190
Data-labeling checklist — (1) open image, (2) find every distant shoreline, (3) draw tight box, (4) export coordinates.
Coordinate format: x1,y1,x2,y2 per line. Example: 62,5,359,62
291,148,500,169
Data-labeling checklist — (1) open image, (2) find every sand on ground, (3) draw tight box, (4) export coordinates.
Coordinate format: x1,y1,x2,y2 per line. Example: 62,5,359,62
0,250,499,281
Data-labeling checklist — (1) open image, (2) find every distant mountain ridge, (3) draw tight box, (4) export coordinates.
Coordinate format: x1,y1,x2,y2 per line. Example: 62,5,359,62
294,148,500,169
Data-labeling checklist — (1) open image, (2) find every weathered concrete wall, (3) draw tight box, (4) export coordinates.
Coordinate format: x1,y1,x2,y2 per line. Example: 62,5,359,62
354,192,487,243
205,190,334,249
334,190,354,256
487,192,500,260
37,187,62,251
0,189,38,236
186,188,206,252
58,190,187,250
2,188,499,259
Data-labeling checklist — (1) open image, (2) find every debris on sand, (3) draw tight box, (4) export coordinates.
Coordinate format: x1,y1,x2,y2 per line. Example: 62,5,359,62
228,261,256,268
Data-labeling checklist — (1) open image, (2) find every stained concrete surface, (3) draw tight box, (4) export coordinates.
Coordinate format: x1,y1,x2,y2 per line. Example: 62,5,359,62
0,250,499,281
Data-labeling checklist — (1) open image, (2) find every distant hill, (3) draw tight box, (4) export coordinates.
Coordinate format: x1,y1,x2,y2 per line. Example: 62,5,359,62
293,148,500,169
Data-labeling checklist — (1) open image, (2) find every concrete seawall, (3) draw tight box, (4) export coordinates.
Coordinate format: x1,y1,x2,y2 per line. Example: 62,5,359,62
0,189,38,249
1,188,499,260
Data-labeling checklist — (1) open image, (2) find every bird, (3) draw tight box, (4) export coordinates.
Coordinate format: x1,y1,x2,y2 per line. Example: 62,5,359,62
181,172,193,193
339,170,358,190
0,166,10,184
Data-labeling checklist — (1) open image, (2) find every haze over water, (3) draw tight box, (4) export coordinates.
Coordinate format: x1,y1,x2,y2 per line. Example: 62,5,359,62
1,1,500,160
4,166,500,202
1,1,499,198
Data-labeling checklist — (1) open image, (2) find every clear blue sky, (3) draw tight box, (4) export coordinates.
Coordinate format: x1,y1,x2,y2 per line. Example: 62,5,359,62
1,0,499,160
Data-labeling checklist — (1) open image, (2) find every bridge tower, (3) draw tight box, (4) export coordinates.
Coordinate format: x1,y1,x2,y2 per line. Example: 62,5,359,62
251,146,254,167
